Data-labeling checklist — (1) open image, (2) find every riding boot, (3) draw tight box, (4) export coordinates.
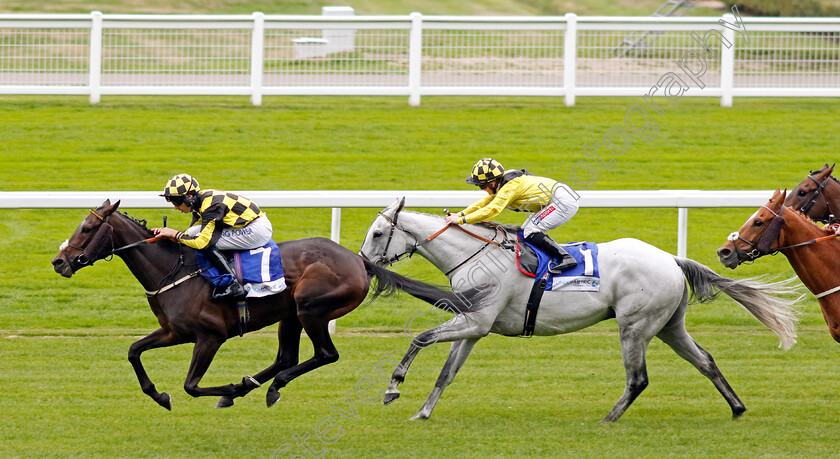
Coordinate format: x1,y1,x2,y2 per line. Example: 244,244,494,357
206,248,247,301
524,232,577,274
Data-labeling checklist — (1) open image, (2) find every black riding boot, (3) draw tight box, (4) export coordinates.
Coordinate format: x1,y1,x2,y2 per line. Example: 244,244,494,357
206,248,247,300
524,232,577,274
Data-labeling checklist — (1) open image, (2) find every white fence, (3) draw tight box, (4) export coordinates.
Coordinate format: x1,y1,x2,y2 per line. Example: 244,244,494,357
1,189,775,258
0,12,838,106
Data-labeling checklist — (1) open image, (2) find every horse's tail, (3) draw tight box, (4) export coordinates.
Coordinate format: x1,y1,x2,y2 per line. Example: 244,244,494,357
673,256,802,350
363,259,484,313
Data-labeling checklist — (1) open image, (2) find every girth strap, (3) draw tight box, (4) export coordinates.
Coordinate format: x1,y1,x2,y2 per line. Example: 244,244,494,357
523,273,548,337
145,269,204,297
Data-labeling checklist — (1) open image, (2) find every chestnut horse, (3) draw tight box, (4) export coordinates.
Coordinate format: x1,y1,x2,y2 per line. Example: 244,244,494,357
717,189,840,341
784,164,840,224
51,200,479,410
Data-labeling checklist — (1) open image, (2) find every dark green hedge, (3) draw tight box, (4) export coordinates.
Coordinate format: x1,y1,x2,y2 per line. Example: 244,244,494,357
735,0,840,16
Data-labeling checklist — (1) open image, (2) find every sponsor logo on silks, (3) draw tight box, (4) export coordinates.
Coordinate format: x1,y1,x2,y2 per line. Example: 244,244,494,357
532,205,556,225
221,227,254,238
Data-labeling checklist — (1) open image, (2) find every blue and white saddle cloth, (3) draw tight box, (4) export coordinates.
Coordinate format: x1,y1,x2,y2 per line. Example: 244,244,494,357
516,231,600,293
196,240,287,298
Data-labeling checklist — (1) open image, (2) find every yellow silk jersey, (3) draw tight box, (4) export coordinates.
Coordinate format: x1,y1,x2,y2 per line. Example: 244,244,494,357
177,189,265,250
457,173,559,224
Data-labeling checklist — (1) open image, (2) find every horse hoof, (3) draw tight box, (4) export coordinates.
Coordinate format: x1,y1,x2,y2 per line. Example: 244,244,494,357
383,391,400,405
732,406,747,419
409,412,430,421
266,390,281,408
216,396,235,409
157,392,172,411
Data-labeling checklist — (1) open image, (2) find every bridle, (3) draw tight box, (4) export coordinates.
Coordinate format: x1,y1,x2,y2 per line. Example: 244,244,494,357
60,209,164,273
363,210,505,276
726,205,781,263
727,204,838,264
797,173,835,223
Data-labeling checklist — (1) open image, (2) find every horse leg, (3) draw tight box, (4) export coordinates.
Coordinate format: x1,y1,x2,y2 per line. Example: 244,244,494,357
216,319,303,408
128,327,185,410
601,325,653,423
265,317,337,407
411,337,479,420
656,292,745,418
182,334,241,400
385,313,489,406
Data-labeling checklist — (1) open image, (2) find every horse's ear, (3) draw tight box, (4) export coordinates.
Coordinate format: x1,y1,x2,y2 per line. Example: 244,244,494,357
397,196,405,213
829,164,835,174
101,199,121,216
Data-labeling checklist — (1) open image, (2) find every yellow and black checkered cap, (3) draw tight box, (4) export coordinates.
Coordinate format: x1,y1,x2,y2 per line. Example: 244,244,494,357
162,173,201,197
466,158,505,185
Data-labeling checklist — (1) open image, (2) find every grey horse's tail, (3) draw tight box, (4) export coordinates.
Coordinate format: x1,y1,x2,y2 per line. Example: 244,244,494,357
674,257,802,350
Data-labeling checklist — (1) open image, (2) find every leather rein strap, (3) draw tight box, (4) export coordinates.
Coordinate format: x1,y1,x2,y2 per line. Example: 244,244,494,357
425,223,501,246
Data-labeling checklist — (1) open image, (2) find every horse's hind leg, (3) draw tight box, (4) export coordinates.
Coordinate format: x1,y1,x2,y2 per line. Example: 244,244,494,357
265,317,338,407
216,319,303,408
411,337,479,420
656,289,745,418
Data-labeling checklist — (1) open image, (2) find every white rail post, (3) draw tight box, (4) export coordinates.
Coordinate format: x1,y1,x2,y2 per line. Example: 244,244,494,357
677,207,688,258
88,11,103,104
408,12,423,106
720,13,735,107
563,13,577,107
250,12,265,106
328,207,342,334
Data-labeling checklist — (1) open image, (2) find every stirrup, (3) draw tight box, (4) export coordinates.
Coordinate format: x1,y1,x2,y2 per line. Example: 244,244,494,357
548,256,577,274
212,281,247,300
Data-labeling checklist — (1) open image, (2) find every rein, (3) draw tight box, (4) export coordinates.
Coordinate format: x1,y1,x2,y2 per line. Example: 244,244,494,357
370,211,506,276
728,205,840,298
64,209,197,296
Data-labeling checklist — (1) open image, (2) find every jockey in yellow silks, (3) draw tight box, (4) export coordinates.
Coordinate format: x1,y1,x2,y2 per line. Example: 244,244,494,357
445,158,579,274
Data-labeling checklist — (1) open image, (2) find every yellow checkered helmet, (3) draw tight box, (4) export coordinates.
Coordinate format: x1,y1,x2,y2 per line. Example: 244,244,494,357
161,173,200,205
466,158,505,185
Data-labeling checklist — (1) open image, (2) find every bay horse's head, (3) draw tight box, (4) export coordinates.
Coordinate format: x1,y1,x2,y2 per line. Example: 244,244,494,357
717,189,787,269
360,197,412,267
784,164,836,223
51,199,121,277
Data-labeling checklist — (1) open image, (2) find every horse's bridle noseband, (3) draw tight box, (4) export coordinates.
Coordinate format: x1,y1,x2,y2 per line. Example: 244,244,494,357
726,204,781,264
362,210,423,267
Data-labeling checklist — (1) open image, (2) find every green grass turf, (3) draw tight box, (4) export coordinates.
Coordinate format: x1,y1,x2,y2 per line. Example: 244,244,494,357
1,95,838,457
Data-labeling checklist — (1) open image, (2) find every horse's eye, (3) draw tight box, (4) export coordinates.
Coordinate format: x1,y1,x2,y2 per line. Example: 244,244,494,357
81,227,92,234
753,220,764,227
798,189,807,197
373,231,383,238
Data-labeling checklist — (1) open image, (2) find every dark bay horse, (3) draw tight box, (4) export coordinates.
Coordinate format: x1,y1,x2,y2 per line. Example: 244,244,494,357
718,189,840,342
784,164,840,224
51,200,477,410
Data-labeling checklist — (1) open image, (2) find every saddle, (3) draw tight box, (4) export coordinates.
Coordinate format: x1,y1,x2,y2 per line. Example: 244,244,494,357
509,232,601,337
196,241,287,298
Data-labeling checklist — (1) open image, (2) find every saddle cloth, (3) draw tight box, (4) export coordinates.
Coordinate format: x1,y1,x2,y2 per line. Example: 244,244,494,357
515,231,600,293
196,240,287,298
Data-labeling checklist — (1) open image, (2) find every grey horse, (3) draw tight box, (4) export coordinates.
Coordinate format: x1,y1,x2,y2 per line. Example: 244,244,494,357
360,198,800,422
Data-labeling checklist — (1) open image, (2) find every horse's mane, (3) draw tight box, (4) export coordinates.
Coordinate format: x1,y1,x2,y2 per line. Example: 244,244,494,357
115,211,154,236
809,165,840,186
783,206,828,230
